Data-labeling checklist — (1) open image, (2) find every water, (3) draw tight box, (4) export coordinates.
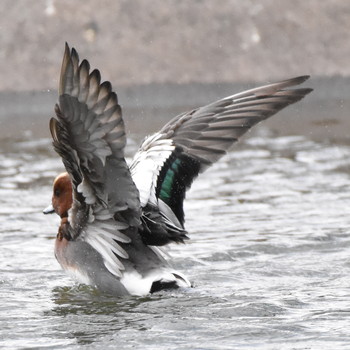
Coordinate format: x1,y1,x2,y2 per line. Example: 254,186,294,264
1,120,350,349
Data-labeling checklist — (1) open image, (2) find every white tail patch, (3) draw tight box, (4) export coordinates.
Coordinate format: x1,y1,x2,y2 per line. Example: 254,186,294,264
120,269,191,296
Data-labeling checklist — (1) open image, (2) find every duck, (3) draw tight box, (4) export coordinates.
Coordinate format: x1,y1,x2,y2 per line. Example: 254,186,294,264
43,43,312,296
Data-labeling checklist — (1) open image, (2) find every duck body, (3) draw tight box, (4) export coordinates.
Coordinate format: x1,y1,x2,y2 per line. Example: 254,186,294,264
54,226,177,296
48,172,189,295
44,43,312,296
55,233,129,296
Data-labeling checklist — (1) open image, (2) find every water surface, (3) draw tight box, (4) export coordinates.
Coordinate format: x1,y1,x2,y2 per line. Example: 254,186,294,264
1,108,350,349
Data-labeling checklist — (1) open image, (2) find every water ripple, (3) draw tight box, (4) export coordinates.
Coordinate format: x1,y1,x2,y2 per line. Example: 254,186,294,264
1,133,350,349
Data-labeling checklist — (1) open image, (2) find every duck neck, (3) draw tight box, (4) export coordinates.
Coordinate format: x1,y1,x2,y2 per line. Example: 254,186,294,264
57,217,72,241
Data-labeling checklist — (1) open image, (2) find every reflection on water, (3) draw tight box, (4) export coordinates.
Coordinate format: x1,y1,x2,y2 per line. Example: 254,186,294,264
1,125,350,349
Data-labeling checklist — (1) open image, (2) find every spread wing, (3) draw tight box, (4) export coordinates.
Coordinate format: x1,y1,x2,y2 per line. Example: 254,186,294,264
50,43,140,278
130,76,312,245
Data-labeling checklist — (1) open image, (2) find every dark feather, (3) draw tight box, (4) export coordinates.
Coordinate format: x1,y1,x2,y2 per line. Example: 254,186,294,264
155,147,201,225
51,43,141,237
140,203,188,246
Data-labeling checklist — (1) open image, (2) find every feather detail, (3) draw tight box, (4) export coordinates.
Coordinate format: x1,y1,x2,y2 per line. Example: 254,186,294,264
131,76,312,244
51,44,141,280
84,234,124,274
130,134,175,207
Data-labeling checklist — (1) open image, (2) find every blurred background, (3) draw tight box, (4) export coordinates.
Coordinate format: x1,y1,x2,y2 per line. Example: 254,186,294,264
0,0,349,140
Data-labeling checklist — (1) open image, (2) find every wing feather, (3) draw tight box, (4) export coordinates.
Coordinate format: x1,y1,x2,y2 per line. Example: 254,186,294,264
131,76,312,244
50,43,141,279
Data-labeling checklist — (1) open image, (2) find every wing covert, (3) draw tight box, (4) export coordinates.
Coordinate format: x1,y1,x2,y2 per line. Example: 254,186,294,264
131,76,312,238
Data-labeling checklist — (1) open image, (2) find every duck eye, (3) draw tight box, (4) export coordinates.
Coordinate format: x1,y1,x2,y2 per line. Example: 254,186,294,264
54,189,61,197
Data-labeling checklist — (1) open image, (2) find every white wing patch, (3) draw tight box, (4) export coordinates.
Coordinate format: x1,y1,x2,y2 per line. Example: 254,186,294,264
130,133,175,207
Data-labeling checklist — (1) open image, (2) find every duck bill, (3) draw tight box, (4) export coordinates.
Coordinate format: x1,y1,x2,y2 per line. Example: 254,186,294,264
43,204,55,214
